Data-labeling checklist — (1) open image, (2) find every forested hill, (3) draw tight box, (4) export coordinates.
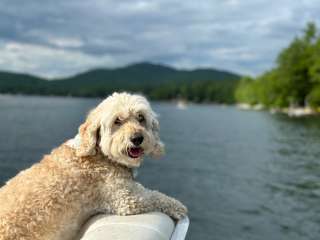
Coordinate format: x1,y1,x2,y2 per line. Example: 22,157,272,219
0,62,240,103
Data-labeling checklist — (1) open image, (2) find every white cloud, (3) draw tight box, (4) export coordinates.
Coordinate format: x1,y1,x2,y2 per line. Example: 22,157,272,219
0,0,318,77
0,42,116,78
48,37,84,48
115,1,159,13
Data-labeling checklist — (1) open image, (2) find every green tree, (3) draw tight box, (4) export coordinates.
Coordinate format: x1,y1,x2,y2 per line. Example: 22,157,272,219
235,76,259,104
235,22,319,108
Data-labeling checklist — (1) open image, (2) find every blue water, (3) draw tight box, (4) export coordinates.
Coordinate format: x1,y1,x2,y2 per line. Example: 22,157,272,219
1,95,320,239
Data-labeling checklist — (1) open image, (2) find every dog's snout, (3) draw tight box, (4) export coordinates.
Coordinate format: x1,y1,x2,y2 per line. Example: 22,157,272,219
131,133,144,146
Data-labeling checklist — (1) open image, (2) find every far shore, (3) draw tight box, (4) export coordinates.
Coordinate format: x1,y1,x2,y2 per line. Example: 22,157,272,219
3,93,320,118
0,93,233,106
237,103,320,117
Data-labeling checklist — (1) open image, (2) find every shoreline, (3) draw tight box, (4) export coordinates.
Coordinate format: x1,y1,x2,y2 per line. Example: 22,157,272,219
237,103,319,117
2,93,319,117
0,93,233,106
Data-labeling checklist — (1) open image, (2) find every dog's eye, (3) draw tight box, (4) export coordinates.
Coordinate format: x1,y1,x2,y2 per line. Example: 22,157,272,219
114,117,122,126
137,114,145,123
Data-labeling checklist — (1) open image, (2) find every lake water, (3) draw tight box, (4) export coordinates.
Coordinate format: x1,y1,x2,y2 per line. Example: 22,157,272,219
1,95,320,240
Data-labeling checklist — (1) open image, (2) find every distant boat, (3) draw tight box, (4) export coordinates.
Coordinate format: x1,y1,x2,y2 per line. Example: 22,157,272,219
237,103,252,110
237,103,264,111
177,100,188,110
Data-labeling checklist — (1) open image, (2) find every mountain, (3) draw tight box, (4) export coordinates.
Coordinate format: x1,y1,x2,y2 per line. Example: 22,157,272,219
0,71,47,94
60,62,239,83
0,62,241,102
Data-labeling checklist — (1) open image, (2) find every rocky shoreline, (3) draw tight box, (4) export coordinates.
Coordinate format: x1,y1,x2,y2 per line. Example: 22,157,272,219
237,103,318,117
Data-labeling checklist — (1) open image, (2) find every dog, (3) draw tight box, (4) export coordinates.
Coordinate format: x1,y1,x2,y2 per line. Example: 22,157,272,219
0,92,187,240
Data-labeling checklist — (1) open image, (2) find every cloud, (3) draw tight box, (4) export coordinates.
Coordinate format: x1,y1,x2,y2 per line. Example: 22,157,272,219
0,0,319,77
0,41,118,78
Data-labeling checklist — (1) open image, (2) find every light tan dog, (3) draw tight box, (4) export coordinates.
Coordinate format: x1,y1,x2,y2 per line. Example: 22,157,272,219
0,92,187,240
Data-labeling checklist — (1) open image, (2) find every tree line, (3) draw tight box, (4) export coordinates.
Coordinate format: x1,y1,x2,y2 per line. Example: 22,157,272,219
0,63,239,103
235,22,320,109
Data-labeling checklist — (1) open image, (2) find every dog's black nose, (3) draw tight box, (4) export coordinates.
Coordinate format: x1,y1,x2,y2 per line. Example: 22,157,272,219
131,133,144,146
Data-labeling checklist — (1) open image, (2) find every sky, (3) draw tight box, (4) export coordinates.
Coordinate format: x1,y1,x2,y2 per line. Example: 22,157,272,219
0,0,319,78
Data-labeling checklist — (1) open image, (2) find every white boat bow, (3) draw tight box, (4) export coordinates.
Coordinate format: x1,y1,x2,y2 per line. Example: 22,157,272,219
78,212,189,240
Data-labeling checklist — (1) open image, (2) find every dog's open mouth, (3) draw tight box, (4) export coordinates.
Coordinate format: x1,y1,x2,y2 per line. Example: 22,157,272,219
128,147,144,158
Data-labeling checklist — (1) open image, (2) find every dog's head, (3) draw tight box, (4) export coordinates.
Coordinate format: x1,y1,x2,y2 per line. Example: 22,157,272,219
75,92,164,167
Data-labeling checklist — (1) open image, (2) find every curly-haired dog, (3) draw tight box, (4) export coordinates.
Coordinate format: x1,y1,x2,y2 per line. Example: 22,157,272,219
0,92,187,240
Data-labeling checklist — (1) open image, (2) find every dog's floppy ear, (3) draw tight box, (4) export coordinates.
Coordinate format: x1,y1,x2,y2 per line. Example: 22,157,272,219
76,110,101,157
150,116,165,158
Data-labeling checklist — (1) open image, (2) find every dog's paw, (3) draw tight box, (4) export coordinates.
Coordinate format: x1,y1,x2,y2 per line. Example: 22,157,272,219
168,200,188,220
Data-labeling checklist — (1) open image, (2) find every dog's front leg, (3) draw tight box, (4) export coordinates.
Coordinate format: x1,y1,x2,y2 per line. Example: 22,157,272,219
104,181,187,220
147,189,188,220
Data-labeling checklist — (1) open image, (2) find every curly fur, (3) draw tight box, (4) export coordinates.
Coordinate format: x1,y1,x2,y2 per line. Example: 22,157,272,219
0,92,187,240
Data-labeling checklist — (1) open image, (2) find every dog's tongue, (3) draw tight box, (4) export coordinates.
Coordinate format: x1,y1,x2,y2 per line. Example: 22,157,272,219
128,147,143,158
